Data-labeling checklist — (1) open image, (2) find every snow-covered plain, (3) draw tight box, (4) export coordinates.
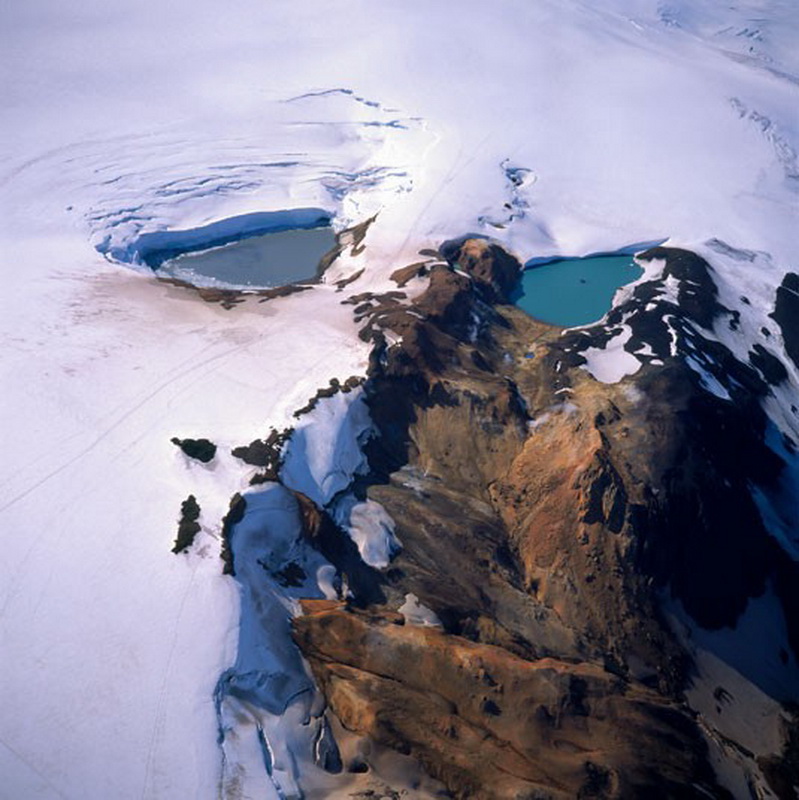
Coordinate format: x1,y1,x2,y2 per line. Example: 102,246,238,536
1,0,797,797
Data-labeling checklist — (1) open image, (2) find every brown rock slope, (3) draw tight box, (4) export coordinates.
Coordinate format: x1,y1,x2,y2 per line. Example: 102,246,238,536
296,600,715,799
292,240,798,798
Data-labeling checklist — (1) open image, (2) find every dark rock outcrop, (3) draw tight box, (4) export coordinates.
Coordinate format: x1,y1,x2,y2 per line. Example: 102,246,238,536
171,494,201,554
220,493,246,575
446,238,522,302
292,376,364,418
171,436,217,463
232,428,292,480
771,272,799,370
389,261,430,287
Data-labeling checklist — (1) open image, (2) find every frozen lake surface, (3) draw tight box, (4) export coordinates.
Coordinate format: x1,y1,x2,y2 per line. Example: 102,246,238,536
158,226,336,288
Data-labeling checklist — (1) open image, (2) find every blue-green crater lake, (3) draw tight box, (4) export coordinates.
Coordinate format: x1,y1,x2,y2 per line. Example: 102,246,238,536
514,254,643,327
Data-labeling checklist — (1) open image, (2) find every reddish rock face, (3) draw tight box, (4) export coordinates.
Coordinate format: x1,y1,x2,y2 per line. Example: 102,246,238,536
294,603,717,799
452,238,522,302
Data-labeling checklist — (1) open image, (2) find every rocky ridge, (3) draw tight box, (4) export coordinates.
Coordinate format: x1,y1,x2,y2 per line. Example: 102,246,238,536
287,239,799,798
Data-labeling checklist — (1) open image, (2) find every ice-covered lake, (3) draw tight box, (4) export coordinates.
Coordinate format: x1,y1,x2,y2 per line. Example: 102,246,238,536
515,255,643,327
98,209,338,289
157,226,336,288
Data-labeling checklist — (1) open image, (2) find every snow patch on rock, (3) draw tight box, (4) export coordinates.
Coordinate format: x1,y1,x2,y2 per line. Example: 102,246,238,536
281,388,373,507
399,593,443,628
581,326,642,384
335,497,401,569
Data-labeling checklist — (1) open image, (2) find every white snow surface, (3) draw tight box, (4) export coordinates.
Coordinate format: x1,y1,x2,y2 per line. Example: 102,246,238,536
280,388,372,508
216,484,328,800
338,497,401,569
398,593,444,628
2,0,798,797
581,325,643,384
280,391,401,569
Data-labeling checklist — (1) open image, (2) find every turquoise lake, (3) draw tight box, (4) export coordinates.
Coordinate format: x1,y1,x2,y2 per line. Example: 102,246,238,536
514,254,642,327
